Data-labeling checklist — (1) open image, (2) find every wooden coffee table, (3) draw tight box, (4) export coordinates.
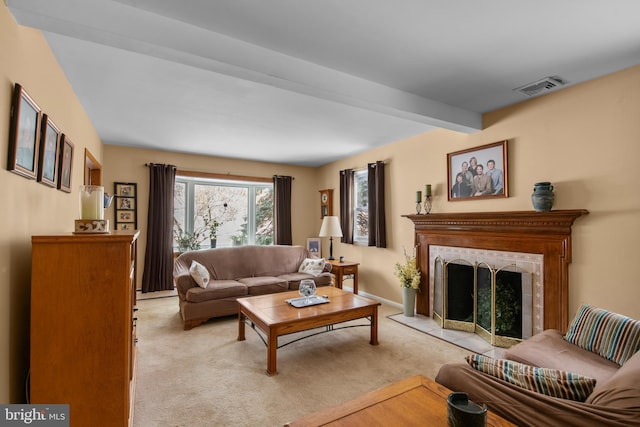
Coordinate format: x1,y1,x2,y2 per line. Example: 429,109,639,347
237,286,380,376
285,374,516,426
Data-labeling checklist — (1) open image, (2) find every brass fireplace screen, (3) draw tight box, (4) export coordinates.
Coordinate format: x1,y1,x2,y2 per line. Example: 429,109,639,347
433,257,534,348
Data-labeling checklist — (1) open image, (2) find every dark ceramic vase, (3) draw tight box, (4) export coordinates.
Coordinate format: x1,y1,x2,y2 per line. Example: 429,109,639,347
447,392,487,427
531,182,554,212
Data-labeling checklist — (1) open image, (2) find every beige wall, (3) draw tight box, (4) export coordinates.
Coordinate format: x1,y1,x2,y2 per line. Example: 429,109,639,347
102,145,320,288
0,3,104,402
2,0,640,404
319,65,640,323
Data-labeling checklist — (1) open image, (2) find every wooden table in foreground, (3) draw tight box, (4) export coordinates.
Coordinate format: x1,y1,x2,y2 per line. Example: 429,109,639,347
237,286,380,376
285,375,516,427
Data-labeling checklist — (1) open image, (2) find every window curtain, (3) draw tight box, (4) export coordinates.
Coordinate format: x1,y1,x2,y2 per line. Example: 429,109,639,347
273,175,292,245
339,169,354,244
141,163,177,293
367,161,387,248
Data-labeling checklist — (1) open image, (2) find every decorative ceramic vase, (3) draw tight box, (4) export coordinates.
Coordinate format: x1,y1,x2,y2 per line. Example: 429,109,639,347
531,182,554,212
402,287,416,317
447,392,487,427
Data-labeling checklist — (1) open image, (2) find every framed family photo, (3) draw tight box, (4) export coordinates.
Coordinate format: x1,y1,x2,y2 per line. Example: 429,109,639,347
7,83,41,180
37,114,61,187
447,140,508,201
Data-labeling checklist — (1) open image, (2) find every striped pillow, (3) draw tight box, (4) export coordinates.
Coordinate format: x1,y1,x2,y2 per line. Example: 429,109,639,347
563,304,640,366
466,353,596,402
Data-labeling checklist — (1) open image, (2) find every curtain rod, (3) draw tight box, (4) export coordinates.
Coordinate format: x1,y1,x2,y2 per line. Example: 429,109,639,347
145,163,176,167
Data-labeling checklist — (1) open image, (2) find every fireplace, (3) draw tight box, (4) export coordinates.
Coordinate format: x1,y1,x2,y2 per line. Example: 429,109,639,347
431,245,541,347
404,210,588,333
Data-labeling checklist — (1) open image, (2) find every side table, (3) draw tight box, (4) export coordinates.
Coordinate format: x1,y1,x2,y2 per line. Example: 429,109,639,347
327,260,359,294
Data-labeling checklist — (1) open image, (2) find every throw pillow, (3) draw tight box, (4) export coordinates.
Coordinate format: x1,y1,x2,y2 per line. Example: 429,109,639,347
563,304,640,366
298,258,325,277
466,353,596,402
189,260,210,288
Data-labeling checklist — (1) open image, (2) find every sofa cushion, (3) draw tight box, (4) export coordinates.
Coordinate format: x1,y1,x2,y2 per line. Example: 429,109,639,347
585,349,640,409
564,304,640,366
466,353,596,402
189,260,210,288
185,280,247,303
279,272,332,290
298,258,326,277
238,276,288,295
505,329,620,387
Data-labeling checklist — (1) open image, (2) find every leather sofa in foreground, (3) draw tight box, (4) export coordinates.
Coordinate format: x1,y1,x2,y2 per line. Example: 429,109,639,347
174,245,332,330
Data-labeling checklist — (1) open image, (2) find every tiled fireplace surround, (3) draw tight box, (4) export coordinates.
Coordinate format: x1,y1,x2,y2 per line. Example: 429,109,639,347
404,210,589,336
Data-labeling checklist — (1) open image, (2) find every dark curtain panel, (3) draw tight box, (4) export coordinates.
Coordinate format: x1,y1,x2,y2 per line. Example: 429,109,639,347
367,161,387,248
141,163,177,293
339,169,354,244
273,175,293,245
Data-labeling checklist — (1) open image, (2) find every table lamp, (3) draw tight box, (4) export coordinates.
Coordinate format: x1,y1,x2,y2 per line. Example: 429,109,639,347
319,216,343,260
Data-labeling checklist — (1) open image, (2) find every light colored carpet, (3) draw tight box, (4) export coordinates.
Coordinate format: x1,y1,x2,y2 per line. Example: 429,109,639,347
133,296,470,427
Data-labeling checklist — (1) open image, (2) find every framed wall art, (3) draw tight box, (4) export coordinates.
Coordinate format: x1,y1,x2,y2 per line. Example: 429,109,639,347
7,83,41,179
57,134,74,193
447,140,508,201
37,114,61,187
306,237,321,257
114,182,137,230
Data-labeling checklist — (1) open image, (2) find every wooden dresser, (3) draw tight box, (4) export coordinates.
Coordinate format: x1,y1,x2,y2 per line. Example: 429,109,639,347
30,230,139,427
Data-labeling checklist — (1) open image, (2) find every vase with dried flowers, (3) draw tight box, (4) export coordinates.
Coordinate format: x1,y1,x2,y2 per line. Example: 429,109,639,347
394,247,421,316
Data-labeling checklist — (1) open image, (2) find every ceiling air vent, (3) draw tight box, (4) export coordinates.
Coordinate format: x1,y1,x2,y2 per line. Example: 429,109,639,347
514,76,567,97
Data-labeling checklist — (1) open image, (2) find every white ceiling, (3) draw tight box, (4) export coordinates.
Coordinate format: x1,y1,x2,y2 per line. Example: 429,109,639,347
7,0,640,166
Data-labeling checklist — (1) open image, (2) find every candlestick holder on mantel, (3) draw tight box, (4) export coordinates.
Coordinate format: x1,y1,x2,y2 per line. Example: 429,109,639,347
422,184,433,214
415,186,433,214
423,195,432,214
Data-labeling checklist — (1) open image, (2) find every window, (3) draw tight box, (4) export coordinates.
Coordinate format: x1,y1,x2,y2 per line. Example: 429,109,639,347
353,169,369,244
174,176,273,252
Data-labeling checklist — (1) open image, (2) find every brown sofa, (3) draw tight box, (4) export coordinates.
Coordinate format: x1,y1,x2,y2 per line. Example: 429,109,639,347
436,308,640,426
174,245,332,330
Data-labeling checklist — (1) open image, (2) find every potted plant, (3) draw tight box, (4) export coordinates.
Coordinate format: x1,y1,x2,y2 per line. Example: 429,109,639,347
394,247,421,316
203,213,221,248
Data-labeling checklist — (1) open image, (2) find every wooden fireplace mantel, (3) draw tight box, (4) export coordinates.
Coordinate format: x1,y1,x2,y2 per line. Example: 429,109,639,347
403,210,589,332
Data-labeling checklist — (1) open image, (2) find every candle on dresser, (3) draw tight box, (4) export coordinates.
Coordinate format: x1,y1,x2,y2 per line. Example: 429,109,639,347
425,185,432,197
416,190,422,203
79,185,104,220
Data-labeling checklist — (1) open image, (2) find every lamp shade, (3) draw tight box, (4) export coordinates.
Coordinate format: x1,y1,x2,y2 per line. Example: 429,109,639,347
319,216,343,237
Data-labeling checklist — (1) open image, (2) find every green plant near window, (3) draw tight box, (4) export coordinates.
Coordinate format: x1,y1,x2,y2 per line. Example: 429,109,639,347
174,221,203,254
203,212,221,240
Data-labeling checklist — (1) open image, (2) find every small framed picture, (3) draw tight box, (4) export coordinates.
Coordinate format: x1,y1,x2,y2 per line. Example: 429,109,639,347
117,183,135,197
118,210,135,222
119,197,134,209
7,83,41,180
118,223,133,231
447,140,508,201
57,134,74,193
37,114,61,187
306,237,321,257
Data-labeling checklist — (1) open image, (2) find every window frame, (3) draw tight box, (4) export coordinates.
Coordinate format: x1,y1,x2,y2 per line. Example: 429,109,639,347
353,168,369,245
174,174,273,249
